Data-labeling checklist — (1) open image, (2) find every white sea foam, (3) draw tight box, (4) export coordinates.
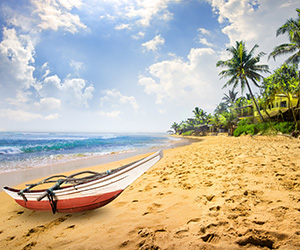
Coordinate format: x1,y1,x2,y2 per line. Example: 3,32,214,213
0,146,22,155
0,132,170,173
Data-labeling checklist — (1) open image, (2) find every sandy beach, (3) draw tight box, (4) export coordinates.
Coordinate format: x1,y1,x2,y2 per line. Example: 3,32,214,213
0,135,300,249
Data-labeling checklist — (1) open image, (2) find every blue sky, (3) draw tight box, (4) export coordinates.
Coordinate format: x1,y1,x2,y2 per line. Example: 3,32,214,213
0,0,298,132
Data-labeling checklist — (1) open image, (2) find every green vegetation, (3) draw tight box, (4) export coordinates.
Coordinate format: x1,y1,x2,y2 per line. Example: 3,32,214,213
233,121,295,137
269,9,300,79
170,9,300,137
217,41,270,122
181,130,194,136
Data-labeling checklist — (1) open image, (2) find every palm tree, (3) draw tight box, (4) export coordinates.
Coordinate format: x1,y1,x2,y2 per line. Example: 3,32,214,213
222,90,238,107
192,107,207,124
214,102,228,115
220,111,237,136
209,113,221,133
269,8,300,116
216,41,270,122
171,122,180,134
269,8,300,84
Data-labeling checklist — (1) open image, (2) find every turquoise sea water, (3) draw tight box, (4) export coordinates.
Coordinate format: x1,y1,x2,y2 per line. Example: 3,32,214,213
0,132,176,173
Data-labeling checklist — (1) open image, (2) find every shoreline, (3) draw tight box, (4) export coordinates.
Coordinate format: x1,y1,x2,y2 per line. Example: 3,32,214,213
1,135,299,249
0,137,194,188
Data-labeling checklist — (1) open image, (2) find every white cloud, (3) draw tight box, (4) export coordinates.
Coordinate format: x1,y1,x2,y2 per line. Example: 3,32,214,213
98,110,121,119
62,78,94,107
37,76,94,108
0,28,35,95
6,90,31,107
142,34,165,52
40,62,51,79
139,47,223,111
57,0,83,10
115,23,131,30
91,0,181,28
126,0,175,27
0,109,42,121
197,27,214,47
138,76,163,103
0,109,59,122
198,28,210,35
119,95,140,110
132,31,145,40
207,0,299,70
45,113,60,120
70,59,84,75
199,38,214,47
4,5,36,34
30,0,87,33
100,89,140,110
34,97,61,110
0,1,92,121
99,89,140,119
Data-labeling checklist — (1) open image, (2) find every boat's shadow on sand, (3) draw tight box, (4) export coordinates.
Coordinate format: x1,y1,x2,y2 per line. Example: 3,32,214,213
16,206,112,237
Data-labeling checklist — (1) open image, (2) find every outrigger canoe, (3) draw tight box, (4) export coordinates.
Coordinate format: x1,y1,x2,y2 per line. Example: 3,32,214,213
3,150,163,213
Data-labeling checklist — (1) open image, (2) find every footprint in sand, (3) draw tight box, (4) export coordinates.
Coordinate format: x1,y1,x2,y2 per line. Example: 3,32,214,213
5,236,15,241
236,235,274,248
142,203,163,215
136,227,169,249
174,226,189,238
22,241,37,250
236,228,290,249
201,233,221,243
7,210,25,221
24,215,72,238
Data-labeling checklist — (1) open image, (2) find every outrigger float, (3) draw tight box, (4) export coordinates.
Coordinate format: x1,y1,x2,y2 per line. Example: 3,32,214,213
3,150,163,214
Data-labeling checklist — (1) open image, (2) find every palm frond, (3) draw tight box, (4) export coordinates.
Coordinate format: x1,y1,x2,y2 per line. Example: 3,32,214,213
268,43,297,60
271,9,300,67
248,44,259,58
276,19,298,36
216,60,228,67
222,75,237,89
217,40,268,109
285,50,300,65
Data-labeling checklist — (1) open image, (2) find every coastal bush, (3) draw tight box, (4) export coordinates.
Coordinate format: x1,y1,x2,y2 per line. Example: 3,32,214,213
182,130,194,136
273,122,295,134
233,119,256,137
237,119,252,126
233,121,295,137
233,124,256,137
255,122,273,134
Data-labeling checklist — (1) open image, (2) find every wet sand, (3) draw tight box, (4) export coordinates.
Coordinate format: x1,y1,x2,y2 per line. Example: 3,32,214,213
0,135,300,249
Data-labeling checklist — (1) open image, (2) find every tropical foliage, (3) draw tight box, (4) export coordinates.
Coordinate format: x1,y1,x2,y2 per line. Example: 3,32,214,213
170,9,300,137
269,8,300,77
233,121,295,137
261,64,299,123
216,41,270,121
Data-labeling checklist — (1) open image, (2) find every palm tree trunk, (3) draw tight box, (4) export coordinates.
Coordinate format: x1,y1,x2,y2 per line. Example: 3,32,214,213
287,95,298,130
244,78,265,122
263,106,272,121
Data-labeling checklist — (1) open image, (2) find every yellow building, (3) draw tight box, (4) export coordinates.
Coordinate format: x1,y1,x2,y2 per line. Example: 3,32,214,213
237,94,299,122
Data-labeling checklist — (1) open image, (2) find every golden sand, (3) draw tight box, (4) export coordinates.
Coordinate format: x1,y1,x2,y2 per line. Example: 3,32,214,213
0,135,300,249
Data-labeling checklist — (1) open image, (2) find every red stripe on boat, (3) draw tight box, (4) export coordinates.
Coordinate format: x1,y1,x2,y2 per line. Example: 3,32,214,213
14,190,124,213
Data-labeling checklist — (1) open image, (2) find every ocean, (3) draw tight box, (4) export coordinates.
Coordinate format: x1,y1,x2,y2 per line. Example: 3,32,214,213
0,132,177,173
